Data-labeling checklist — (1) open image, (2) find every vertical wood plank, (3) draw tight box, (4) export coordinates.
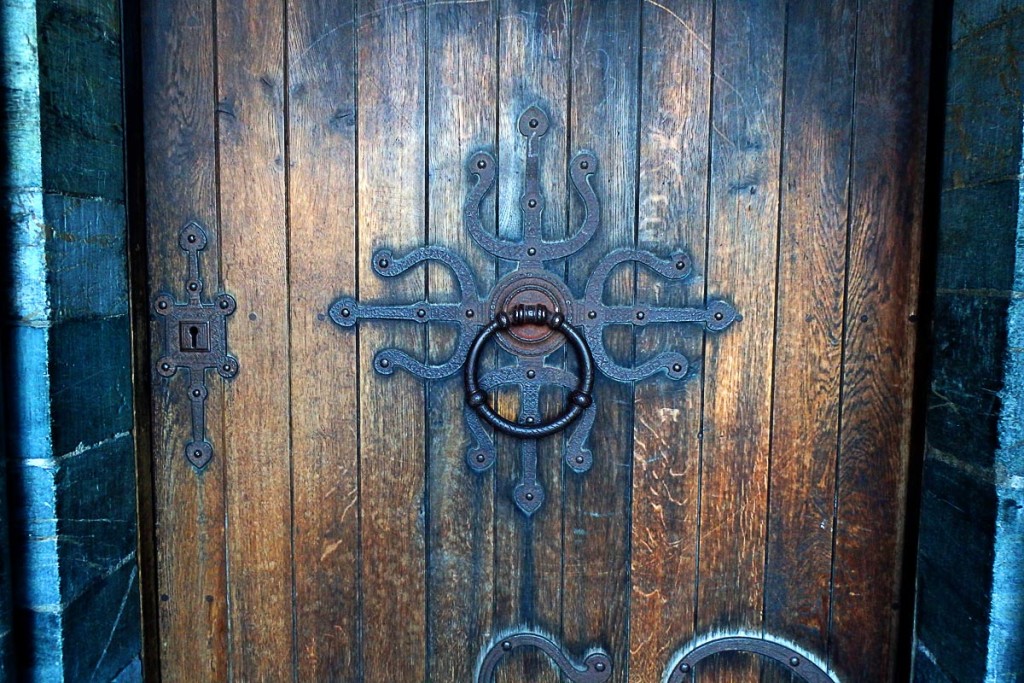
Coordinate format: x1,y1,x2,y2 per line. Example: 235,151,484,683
563,3,642,681
287,0,360,679
357,1,428,680
830,0,930,679
493,3,570,682
629,0,713,678
696,0,784,680
141,0,228,678
425,1,496,680
762,1,856,675
215,2,294,679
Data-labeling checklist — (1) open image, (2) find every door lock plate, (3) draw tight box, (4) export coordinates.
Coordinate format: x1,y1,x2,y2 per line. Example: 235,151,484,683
153,221,239,469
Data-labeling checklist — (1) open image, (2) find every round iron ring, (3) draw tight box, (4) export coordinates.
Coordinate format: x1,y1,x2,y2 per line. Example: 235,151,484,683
465,305,594,439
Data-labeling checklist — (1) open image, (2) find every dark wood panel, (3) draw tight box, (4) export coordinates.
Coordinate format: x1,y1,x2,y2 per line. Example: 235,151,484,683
425,1,497,680
492,2,570,681
762,0,857,675
141,0,228,678
830,0,930,680
563,3,641,681
630,0,713,678
215,1,294,678
287,0,360,679
696,0,784,680
356,1,428,680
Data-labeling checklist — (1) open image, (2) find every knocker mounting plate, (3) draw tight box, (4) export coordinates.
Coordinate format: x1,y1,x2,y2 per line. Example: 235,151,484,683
329,106,739,515
153,221,238,469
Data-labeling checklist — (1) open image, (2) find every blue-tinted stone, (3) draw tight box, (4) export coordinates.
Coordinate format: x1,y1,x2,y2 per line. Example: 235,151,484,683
3,324,54,460
36,0,125,200
936,182,1019,291
56,435,137,604
62,559,141,683
44,193,129,321
12,606,62,680
48,316,134,457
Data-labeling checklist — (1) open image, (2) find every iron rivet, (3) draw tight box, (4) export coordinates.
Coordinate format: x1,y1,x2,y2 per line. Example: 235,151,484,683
529,118,539,128
220,299,229,309
576,455,585,464
378,258,389,269
636,311,645,320
672,363,683,372
676,260,686,270
192,389,201,397
527,247,537,256
193,449,202,458
188,282,199,291
789,657,800,667
417,308,426,318
341,308,351,317
158,301,168,309
502,641,512,651
526,370,536,379
525,416,535,424
528,199,537,208
588,310,597,319
580,160,589,170
477,159,487,169
525,492,534,501
714,311,724,321
223,364,231,372
679,663,691,673
467,390,486,407
187,234,197,243
466,309,474,318
476,453,486,463
860,314,869,323
379,358,391,368
595,662,606,672
161,363,171,371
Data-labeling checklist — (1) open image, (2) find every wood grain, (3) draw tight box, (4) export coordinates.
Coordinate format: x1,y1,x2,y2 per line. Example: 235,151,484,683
629,0,713,679
425,0,497,680
141,0,228,678
493,2,570,681
761,1,857,675
695,0,784,680
215,2,295,679
356,1,428,680
287,0,360,678
563,3,642,681
829,0,930,680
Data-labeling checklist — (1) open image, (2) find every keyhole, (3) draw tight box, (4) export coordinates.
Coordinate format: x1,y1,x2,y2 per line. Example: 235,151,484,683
189,326,200,348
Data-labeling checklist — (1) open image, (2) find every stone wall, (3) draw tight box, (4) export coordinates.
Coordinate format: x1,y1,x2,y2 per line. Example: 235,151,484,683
913,1,1024,681
1,0,141,680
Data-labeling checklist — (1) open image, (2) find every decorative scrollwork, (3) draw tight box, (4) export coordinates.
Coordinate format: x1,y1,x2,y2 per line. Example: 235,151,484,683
328,105,739,515
475,632,612,683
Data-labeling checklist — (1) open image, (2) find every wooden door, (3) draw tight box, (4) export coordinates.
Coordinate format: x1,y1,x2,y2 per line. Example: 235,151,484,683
141,1,931,681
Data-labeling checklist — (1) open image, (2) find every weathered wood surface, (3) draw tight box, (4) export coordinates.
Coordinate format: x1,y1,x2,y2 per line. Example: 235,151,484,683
762,3,857,681
216,1,295,678
287,0,360,679
356,1,428,681
426,1,496,680
630,0,712,679
142,2,930,681
830,1,930,681
695,1,784,681
142,0,228,679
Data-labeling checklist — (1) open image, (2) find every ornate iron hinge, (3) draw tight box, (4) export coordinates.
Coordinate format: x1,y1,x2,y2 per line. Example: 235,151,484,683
476,631,611,683
153,221,238,469
665,634,839,683
329,106,739,515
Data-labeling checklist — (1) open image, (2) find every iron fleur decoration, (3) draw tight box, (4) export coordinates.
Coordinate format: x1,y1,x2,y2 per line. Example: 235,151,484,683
329,106,739,515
